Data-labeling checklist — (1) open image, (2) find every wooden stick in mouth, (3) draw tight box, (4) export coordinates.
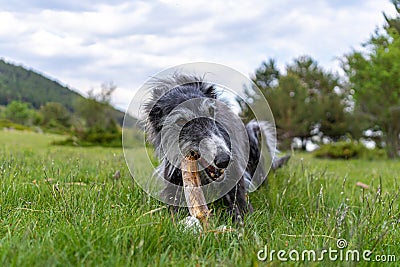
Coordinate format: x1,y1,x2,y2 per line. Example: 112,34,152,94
181,155,211,227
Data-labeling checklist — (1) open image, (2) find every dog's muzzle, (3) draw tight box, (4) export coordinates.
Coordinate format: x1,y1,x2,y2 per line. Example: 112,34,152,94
197,155,229,180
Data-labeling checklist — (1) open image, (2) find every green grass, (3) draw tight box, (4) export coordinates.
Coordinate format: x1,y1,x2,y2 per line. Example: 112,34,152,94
0,131,399,266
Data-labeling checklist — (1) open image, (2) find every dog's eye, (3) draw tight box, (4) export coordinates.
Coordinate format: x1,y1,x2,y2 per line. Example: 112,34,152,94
176,118,188,127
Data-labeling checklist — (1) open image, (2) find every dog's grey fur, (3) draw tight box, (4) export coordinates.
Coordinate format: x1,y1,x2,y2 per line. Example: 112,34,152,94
144,74,288,221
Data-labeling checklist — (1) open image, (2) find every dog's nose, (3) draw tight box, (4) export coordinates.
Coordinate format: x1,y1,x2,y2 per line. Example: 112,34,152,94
214,152,230,169
189,150,200,159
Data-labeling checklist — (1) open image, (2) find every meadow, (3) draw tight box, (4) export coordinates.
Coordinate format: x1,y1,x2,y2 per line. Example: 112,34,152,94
0,131,398,266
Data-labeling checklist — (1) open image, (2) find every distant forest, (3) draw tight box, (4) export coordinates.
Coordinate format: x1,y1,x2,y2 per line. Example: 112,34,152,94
0,59,124,125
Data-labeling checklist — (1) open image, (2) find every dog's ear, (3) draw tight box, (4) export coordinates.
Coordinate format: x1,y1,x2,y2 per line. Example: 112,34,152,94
152,87,168,100
200,84,217,99
146,86,169,121
143,91,164,134
147,101,163,131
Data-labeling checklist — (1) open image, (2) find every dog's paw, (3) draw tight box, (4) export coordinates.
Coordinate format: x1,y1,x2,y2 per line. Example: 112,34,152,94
178,216,203,234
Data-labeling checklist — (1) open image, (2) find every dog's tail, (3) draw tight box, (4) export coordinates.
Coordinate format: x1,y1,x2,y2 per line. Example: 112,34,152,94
245,120,290,190
246,120,290,170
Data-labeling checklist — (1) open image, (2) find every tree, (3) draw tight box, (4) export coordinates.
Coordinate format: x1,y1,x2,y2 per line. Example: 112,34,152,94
40,102,71,130
384,0,400,34
287,56,350,141
265,73,313,149
343,0,400,158
4,101,31,125
72,82,121,146
75,82,118,132
253,59,280,89
238,59,280,123
245,56,350,149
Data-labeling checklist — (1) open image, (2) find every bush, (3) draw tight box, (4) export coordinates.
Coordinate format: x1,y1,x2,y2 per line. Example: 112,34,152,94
53,131,122,147
314,141,387,160
0,119,31,131
83,131,122,147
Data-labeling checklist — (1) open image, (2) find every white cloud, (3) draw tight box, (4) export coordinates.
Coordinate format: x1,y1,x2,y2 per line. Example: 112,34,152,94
0,0,397,112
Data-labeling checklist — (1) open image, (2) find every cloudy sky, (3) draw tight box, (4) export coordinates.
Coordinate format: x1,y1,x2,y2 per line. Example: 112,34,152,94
0,0,396,112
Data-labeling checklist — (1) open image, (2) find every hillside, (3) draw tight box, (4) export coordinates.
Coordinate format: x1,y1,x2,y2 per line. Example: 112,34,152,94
0,59,126,125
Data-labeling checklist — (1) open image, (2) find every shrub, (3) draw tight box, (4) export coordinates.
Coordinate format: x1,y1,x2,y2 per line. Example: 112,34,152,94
0,119,31,131
53,131,122,147
314,141,387,160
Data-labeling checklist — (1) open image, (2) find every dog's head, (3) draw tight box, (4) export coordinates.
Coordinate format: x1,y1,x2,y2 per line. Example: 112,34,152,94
144,75,232,182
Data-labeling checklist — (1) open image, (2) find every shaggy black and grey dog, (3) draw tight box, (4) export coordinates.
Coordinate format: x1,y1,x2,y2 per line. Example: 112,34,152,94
144,74,289,221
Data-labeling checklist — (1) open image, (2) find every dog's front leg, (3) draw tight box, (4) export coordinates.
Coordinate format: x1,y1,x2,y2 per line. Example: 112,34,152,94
225,178,252,222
